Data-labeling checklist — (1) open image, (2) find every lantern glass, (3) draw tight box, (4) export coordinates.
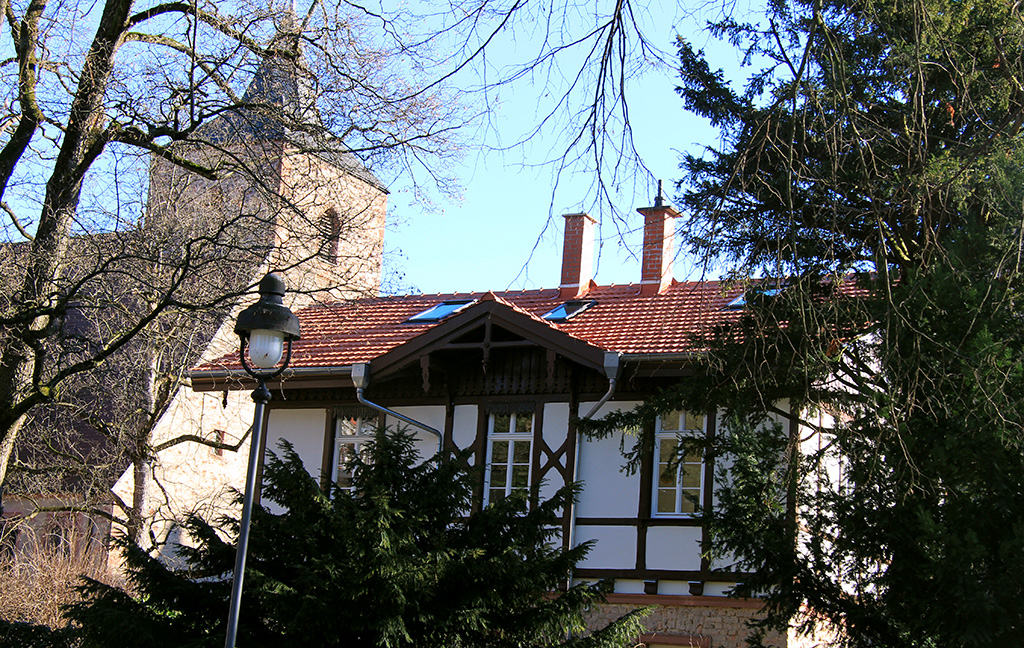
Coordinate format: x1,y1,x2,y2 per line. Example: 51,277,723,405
248,329,285,369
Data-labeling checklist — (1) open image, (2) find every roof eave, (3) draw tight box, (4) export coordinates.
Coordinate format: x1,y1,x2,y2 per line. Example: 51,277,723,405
190,364,355,392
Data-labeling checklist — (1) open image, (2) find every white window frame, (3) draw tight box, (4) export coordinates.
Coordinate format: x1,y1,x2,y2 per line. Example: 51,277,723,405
653,410,706,517
483,411,534,505
332,416,376,490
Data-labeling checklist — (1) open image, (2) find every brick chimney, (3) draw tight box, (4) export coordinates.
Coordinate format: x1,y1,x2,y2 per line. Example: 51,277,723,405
559,212,597,299
637,182,680,295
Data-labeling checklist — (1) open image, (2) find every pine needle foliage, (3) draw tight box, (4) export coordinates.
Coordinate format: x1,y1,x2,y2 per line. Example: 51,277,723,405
586,0,1024,645
66,428,648,648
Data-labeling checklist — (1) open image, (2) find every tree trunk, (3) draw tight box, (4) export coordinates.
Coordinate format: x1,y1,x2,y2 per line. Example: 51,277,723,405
0,0,133,492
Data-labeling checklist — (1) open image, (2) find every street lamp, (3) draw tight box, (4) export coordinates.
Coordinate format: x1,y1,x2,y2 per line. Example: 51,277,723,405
224,273,301,648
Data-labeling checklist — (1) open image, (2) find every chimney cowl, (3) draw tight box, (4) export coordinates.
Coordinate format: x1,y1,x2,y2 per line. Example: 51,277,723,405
637,188,680,295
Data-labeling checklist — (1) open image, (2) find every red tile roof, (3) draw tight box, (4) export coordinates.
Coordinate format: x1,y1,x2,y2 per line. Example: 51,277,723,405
196,280,749,373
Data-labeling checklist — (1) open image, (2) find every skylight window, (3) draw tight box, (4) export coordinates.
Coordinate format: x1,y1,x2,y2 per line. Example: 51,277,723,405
407,299,476,322
542,299,596,322
725,286,784,310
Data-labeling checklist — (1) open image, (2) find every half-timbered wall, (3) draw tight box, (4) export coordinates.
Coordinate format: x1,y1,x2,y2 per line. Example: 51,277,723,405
262,397,719,593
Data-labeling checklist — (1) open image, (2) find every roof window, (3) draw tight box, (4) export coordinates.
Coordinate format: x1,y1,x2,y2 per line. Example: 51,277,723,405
725,286,784,310
542,299,596,322
407,299,476,322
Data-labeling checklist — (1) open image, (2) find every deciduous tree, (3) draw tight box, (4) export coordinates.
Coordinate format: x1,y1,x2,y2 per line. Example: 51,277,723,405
0,0,680,534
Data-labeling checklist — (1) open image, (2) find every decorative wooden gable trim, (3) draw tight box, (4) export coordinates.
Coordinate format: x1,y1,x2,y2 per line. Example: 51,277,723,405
368,293,607,383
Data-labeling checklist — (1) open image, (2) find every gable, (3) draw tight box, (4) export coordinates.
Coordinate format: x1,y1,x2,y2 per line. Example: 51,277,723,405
367,295,607,392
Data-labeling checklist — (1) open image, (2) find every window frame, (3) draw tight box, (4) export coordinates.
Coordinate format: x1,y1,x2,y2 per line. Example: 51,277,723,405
332,415,377,491
652,410,706,517
483,411,534,506
541,299,596,321
406,299,476,323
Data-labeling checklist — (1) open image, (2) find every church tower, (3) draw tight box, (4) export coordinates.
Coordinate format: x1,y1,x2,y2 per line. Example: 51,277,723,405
145,15,388,307
113,15,390,549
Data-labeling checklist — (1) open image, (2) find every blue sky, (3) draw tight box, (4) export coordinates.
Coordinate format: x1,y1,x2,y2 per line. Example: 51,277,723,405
380,5,734,296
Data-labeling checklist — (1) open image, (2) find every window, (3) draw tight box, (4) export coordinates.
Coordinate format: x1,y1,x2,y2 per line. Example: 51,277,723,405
725,285,784,310
484,412,533,504
43,515,73,556
318,209,341,263
654,410,706,516
333,416,376,490
406,299,475,322
542,299,596,321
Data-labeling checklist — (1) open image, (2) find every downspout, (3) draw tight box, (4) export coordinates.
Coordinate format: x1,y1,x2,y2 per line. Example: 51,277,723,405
582,352,622,420
351,363,443,454
568,352,622,557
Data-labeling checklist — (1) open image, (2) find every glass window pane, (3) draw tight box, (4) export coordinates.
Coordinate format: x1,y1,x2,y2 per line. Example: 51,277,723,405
659,437,678,458
489,465,507,487
684,412,705,431
491,440,509,463
338,418,359,436
659,464,677,487
493,413,511,434
512,465,529,488
489,488,505,503
338,442,356,463
664,411,684,431
408,300,475,322
657,488,676,513
514,414,532,434
681,467,701,488
512,441,531,463
336,442,357,488
654,429,703,516
680,490,699,513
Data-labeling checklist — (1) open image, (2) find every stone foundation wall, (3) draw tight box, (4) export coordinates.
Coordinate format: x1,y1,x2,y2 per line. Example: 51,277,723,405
587,597,789,648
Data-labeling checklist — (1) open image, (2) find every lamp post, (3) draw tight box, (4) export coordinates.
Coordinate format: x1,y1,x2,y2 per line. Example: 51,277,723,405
224,273,301,648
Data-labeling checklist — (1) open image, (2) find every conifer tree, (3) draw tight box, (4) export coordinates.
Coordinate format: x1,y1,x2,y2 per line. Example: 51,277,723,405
598,0,1024,642
65,428,648,648
589,0,1024,645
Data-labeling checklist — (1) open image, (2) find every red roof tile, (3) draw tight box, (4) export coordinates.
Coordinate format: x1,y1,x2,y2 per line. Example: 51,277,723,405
196,280,754,373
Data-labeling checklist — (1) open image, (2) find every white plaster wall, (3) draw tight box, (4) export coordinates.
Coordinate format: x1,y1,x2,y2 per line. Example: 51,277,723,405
386,406,446,461
802,405,841,491
575,401,642,519
266,409,328,477
113,347,256,549
706,410,744,573
575,525,637,570
612,579,646,594
702,582,738,597
656,580,695,595
262,408,328,515
646,526,703,571
452,405,478,461
710,409,730,493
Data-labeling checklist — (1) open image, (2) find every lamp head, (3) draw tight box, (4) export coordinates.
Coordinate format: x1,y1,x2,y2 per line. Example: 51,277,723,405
235,273,301,371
